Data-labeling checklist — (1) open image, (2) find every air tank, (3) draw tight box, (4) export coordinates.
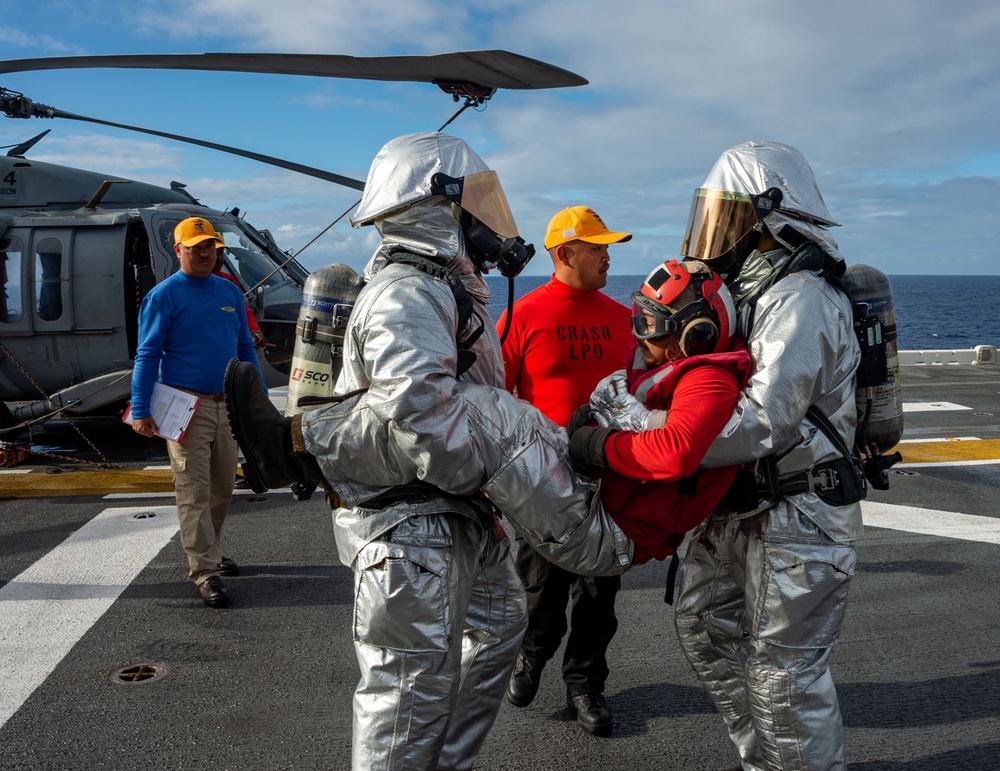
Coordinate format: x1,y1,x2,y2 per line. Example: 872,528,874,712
285,264,365,417
842,263,903,452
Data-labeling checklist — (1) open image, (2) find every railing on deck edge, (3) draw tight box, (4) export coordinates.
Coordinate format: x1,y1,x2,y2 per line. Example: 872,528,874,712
899,345,997,366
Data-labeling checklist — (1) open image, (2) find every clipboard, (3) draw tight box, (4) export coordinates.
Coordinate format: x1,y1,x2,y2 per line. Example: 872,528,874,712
123,382,200,442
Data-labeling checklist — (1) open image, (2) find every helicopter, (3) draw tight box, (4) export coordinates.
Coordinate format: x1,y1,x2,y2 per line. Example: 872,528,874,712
0,51,586,433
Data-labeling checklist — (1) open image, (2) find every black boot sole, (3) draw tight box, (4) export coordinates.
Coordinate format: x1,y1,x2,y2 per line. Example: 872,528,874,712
224,359,274,494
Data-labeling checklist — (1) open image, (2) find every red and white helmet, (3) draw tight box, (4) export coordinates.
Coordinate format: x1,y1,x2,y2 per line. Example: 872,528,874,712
630,259,737,356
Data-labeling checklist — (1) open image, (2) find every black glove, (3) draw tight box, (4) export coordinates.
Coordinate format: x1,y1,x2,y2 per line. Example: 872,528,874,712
566,404,593,438
569,425,614,471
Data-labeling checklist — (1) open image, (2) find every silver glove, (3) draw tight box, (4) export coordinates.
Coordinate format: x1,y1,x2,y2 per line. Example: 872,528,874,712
589,370,652,432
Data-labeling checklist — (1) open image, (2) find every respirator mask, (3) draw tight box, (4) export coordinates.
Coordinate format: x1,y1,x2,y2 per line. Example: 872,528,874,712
431,171,535,278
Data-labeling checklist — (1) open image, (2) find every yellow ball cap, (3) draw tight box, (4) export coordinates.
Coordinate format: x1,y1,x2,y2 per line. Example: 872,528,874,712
174,217,220,247
544,206,632,251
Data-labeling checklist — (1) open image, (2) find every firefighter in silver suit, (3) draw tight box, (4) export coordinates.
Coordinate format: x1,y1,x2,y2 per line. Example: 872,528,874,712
285,132,631,771
672,140,862,771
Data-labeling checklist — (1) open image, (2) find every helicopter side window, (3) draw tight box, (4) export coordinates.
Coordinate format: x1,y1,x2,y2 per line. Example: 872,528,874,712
0,238,23,324
230,246,278,289
35,238,63,322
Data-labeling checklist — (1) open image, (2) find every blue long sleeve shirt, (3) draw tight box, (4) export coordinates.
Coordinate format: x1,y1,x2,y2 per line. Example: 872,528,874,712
131,271,262,420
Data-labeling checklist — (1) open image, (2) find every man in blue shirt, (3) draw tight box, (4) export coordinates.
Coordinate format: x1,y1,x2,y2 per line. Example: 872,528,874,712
130,217,262,607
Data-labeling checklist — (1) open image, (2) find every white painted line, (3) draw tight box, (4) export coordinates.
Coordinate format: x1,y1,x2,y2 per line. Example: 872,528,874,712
903,402,971,412
0,469,33,474
0,505,179,730
103,492,174,500
898,436,980,443
897,459,1000,468
142,465,172,471
102,487,293,500
862,501,1000,545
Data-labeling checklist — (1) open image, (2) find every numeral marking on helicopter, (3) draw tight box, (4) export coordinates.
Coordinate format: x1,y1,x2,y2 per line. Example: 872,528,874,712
3,172,15,184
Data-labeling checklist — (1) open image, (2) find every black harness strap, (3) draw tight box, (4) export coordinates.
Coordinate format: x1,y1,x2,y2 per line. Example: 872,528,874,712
383,250,482,377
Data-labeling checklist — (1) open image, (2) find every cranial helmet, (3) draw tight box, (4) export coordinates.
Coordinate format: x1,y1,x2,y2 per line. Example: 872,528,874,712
680,140,843,273
351,132,533,277
631,259,736,357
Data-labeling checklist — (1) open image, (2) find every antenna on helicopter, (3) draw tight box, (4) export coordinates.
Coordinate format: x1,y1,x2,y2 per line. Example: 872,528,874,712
4,128,50,157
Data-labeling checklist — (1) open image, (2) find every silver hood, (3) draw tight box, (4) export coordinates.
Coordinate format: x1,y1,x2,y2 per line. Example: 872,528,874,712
700,140,845,264
352,132,490,227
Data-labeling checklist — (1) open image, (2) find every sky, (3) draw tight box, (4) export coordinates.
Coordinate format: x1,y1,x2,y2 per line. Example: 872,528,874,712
1,0,999,277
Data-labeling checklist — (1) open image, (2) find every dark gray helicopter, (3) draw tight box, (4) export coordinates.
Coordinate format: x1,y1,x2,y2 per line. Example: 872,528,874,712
0,51,586,433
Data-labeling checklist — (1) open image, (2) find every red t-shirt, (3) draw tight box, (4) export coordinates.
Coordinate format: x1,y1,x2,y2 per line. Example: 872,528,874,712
496,275,633,426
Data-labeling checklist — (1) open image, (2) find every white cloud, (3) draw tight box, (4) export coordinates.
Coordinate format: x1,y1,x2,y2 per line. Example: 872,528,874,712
3,0,1000,275
0,25,74,53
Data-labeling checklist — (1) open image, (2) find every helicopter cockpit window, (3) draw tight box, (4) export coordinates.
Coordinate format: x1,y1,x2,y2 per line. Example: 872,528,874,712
35,238,63,322
214,228,285,290
0,237,23,324
144,210,305,314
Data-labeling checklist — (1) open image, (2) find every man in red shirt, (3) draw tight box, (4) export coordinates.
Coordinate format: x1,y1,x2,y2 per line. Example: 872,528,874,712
213,245,268,349
214,243,267,492
496,206,633,735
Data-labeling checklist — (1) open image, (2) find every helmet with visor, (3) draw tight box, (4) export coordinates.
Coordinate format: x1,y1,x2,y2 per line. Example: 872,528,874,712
631,259,736,357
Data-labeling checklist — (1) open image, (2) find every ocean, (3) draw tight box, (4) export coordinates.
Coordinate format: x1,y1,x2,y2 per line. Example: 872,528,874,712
485,274,1000,352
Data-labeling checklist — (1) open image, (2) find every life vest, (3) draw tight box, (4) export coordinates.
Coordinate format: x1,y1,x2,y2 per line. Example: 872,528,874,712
594,346,751,563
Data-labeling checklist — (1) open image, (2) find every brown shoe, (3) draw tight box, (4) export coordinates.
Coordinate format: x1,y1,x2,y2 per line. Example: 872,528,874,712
198,576,229,607
219,557,239,576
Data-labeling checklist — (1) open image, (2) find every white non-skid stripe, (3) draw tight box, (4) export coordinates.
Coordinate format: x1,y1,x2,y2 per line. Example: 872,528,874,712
898,436,980,443
897,459,1000,468
103,492,175,500
862,501,1000,544
0,469,33,474
103,487,293,500
0,505,179,729
902,402,970,412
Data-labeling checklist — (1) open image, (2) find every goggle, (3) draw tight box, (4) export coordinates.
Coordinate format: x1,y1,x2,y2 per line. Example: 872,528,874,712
630,292,706,341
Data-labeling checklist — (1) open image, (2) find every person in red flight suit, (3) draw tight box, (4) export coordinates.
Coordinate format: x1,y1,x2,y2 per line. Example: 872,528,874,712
213,243,268,490
496,205,634,736
574,259,751,565
213,244,268,349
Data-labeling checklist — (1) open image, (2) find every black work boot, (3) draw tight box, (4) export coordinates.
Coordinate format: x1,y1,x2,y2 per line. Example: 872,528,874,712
224,359,323,493
505,653,544,708
566,692,613,736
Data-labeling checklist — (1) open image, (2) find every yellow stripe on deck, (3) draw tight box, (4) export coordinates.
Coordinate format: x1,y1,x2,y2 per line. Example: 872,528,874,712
0,469,174,499
896,438,1000,464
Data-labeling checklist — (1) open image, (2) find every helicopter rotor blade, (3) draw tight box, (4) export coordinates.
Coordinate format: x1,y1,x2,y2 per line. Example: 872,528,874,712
14,101,366,190
0,51,587,90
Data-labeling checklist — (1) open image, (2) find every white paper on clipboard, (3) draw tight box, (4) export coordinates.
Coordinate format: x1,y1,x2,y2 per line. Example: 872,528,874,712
123,383,200,442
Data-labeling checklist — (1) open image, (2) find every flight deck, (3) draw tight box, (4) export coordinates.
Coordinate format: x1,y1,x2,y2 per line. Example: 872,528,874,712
1,361,999,770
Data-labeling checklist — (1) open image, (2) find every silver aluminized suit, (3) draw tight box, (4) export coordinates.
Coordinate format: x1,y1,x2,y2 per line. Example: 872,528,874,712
673,141,862,771
297,133,631,771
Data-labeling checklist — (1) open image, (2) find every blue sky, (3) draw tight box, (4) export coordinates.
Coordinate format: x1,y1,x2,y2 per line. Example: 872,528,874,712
2,0,999,276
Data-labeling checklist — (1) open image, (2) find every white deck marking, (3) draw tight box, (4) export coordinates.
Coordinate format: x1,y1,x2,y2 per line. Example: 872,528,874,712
0,505,179,730
0,469,33,474
103,487,292,500
903,402,970,412
898,459,1000,468
103,492,175,500
863,501,1000,545
898,436,980,443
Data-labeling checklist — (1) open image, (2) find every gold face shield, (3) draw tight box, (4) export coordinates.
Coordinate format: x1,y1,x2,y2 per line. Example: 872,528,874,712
680,188,761,263
431,170,521,239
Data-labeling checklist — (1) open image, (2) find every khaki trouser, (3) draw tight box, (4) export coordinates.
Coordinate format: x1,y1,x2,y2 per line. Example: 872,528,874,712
165,395,238,585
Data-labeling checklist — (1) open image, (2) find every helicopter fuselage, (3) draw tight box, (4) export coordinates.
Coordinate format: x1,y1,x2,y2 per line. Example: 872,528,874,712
0,154,304,428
